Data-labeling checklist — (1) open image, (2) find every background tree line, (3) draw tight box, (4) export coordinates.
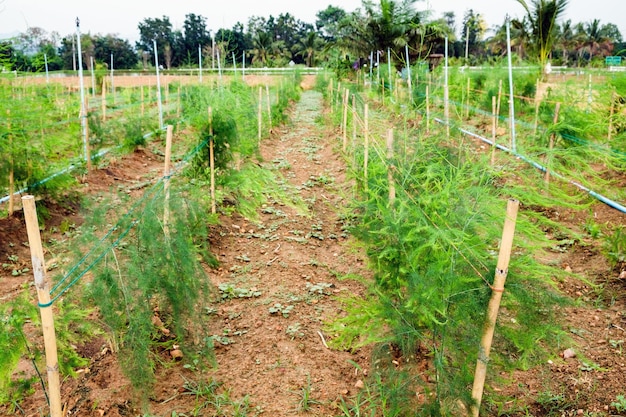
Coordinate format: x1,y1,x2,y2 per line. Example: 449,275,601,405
0,0,623,73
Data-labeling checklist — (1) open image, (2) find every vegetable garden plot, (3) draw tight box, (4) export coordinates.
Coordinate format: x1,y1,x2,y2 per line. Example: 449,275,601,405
324,69,626,415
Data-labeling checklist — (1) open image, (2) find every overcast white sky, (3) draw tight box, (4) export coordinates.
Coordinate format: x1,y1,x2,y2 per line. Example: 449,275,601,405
0,0,624,44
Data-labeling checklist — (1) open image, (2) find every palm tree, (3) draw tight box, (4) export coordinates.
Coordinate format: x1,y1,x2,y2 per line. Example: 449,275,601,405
516,0,569,71
294,32,321,67
580,19,613,61
555,19,580,66
250,31,273,66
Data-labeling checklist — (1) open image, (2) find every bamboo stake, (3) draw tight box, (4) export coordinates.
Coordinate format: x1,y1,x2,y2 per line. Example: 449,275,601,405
7,109,14,215
22,195,63,417
470,198,520,417
496,80,503,130
258,86,262,143
85,98,92,171
608,91,616,141
491,96,497,166
387,129,396,204
163,125,173,238
426,85,430,135
533,79,540,136
342,88,349,152
209,107,216,215
381,78,385,104
101,77,106,122
544,102,561,185
364,104,369,190
336,82,341,112
352,94,357,154
266,84,272,133
177,84,181,119
329,81,334,112
466,77,471,119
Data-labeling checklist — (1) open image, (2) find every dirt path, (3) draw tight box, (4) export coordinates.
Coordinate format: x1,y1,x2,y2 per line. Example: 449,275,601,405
170,90,372,416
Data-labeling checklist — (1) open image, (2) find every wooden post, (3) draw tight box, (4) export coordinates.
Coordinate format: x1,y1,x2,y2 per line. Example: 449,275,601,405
387,129,396,204
364,104,369,191
608,91,616,141
329,81,334,112
544,102,561,185
336,82,341,112
533,79,540,136
177,84,181,119
101,77,106,122
352,94,357,153
491,96,497,166
470,198,520,417
7,109,14,216
496,79,503,130
163,125,173,238
209,107,216,215
425,85,430,135
266,84,272,133
466,77,471,119
22,195,63,417
342,88,349,152
258,87,263,142
85,98,92,171
381,78,385,104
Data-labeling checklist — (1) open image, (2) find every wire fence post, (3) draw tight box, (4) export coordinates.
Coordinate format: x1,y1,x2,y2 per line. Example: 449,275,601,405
22,195,63,417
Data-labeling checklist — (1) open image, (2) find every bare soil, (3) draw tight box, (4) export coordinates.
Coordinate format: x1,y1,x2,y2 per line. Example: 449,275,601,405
1,83,626,416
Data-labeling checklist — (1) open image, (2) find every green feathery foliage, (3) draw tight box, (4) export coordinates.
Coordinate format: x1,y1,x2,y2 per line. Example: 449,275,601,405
329,117,569,411
85,182,215,401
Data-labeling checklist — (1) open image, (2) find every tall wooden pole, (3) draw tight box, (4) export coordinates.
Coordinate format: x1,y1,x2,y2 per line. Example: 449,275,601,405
266,84,272,133
141,84,145,117
491,96,497,166
22,195,63,417
444,36,450,138
544,102,561,185
608,91,616,141
533,79,540,136
386,129,396,204
496,80,503,130
85,98,92,171
101,77,106,122
466,77,471,119
209,107,216,215
352,94,357,153
426,85,430,135
364,104,369,191
7,109,14,215
342,88,349,152
258,87,263,143
470,199,520,417
163,125,173,238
